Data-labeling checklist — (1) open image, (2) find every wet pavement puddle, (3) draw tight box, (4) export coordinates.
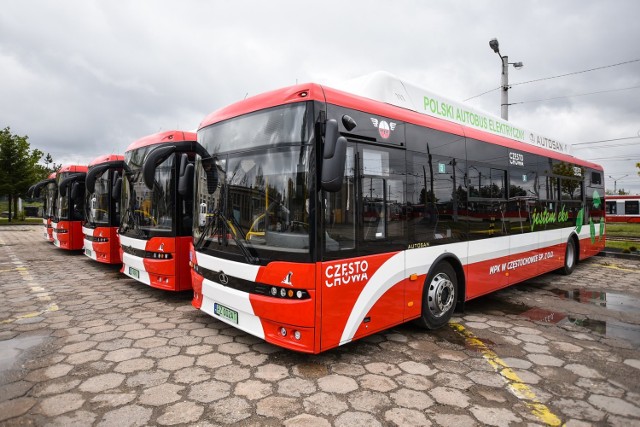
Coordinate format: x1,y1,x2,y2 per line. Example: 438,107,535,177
547,288,640,313
464,292,640,347
0,334,49,372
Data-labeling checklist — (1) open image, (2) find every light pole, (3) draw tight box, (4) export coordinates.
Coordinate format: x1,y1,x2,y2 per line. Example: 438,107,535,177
489,38,523,121
608,175,628,193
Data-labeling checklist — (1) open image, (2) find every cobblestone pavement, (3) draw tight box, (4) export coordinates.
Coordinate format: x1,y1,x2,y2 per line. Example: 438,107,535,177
1,225,639,426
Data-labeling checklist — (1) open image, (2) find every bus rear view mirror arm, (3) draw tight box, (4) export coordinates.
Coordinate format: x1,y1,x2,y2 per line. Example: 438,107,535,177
321,119,347,192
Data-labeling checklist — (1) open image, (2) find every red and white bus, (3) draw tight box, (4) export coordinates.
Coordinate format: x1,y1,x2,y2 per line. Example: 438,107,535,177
83,154,125,264
52,165,89,250
119,131,198,291
29,172,58,242
605,195,640,223
173,72,604,353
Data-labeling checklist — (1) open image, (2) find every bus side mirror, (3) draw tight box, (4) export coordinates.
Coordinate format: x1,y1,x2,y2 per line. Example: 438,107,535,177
178,160,194,197
112,177,122,201
70,181,84,201
321,119,347,192
143,145,176,190
86,164,110,194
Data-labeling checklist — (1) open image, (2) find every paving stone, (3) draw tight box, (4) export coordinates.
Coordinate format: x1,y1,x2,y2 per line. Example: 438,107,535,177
390,388,433,410
91,392,137,408
65,350,104,365
208,396,252,423
255,363,289,381
125,370,170,388
145,345,181,359
214,365,251,382
395,373,434,391
283,414,331,427
172,366,210,384
430,386,470,408
398,360,438,376
59,340,98,354
235,379,273,400
277,377,316,397
434,372,474,390
157,401,204,425
293,362,329,379
623,359,640,370
189,379,231,402
432,413,476,427
114,357,155,373
564,363,604,379
348,390,390,413
575,378,625,398
358,374,397,392
0,380,33,402
79,373,125,393
138,383,184,406
97,404,152,427
184,344,215,356
334,411,383,427
157,355,195,371
256,396,301,419
588,394,640,417
196,352,233,368
365,362,402,376
527,353,564,367
303,392,349,416
132,337,168,349
469,405,522,427
384,407,431,426
0,397,36,422
104,347,144,362
37,392,85,417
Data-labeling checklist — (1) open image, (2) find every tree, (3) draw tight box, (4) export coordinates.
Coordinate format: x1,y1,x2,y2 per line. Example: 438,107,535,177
0,127,44,221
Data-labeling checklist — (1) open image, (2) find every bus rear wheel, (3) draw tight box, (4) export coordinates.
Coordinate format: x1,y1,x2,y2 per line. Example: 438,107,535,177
418,262,458,330
560,238,577,275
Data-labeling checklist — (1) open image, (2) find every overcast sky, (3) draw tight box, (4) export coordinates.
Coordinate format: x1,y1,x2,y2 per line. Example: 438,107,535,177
2,0,639,193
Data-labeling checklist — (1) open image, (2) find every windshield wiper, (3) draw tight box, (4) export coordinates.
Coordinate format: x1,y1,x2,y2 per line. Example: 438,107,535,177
196,210,259,265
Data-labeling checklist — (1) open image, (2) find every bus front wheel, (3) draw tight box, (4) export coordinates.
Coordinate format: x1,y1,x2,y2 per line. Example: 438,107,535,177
560,238,577,275
418,262,458,330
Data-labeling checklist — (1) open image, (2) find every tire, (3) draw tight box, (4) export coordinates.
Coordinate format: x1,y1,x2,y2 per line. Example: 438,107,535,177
560,238,577,275
417,262,458,330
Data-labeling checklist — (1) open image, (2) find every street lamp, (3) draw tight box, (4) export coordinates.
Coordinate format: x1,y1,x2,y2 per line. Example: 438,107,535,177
489,38,523,121
608,174,628,193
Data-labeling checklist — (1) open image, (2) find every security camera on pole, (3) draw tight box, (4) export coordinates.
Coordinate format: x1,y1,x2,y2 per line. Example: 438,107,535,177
489,38,523,121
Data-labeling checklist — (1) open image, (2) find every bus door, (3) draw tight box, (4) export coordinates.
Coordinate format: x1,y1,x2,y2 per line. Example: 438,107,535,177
506,163,540,284
320,140,407,350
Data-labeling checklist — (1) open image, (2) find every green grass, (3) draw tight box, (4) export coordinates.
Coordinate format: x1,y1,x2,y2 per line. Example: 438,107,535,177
0,217,42,225
605,222,640,237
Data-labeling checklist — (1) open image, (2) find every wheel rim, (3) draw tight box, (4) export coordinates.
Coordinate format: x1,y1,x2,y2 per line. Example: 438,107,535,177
566,242,575,268
427,272,455,318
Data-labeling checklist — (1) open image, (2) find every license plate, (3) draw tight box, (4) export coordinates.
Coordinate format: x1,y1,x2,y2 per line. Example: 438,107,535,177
85,249,92,257
129,267,140,279
214,303,238,324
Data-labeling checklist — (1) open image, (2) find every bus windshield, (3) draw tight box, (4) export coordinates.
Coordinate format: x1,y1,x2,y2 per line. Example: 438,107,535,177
44,182,57,218
86,168,111,225
55,172,83,221
194,103,312,264
120,147,175,238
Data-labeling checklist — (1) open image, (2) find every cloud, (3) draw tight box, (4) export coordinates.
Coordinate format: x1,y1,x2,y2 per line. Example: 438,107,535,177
1,0,639,191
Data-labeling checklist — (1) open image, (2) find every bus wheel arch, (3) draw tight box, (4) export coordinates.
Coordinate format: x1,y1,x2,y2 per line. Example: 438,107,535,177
561,234,579,275
417,255,465,330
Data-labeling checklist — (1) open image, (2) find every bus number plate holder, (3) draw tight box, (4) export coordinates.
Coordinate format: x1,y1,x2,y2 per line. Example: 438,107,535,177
129,267,140,279
85,249,92,257
214,303,238,324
